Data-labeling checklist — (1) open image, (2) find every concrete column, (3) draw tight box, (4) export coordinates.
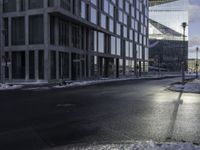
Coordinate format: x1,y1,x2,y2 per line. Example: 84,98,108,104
122,40,126,76
25,14,29,46
88,55,91,78
69,52,72,80
8,51,12,81
25,50,29,80
0,1,4,83
25,6,29,81
56,51,59,80
69,23,72,47
35,50,39,80
44,11,50,81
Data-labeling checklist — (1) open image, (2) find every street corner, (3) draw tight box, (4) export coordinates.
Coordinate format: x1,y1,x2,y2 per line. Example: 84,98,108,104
168,79,200,94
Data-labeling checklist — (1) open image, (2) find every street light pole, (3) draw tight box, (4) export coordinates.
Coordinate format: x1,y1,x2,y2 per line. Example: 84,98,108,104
196,47,199,79
0,1,4,84
181,22,187,84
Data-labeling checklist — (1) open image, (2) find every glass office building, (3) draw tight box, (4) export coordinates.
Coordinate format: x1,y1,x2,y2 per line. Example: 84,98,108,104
0,0,149,82
149,0,188,71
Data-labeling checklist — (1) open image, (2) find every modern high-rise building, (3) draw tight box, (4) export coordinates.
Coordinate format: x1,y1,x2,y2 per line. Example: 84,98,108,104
149,0,188,71
0,0,149,83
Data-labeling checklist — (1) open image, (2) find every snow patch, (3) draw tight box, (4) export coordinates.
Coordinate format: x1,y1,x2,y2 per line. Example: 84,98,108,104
0,84,23,91
53,78,135,89
169,79,200,93
55,141,200,150
23,87,51,91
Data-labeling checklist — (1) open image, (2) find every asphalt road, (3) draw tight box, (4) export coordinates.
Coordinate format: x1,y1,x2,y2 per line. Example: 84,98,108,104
0,77,200,150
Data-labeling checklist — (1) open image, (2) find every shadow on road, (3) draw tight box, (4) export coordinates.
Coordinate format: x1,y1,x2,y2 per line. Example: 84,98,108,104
166,91,183,141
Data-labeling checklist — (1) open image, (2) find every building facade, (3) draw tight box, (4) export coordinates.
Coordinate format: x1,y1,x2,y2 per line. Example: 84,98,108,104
149,0,188,72
0,0,149,83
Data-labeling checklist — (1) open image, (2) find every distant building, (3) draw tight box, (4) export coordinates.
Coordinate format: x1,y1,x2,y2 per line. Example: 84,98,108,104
149,0,188,72
0,0,149,83
188,59,200,73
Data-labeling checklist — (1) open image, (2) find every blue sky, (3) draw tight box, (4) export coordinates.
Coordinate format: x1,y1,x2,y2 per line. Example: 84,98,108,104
189,0,200,58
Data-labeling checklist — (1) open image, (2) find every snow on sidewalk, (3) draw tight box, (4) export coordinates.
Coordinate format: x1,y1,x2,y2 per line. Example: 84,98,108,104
52,141,200,150
169,79,200,93
53,78,135,89
0,83,23,91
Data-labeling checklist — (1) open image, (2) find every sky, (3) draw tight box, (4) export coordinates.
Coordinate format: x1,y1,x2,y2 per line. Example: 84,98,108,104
189,0,200,58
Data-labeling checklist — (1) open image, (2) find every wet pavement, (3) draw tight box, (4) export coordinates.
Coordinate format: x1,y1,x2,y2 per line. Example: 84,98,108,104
0,77,199,149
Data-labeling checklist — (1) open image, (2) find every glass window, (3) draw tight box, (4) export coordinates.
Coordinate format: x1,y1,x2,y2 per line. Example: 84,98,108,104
136,10,139,20
48,0,54,7
111,0,116,4
60,0,71,11
118,0,123,9
145,48,149,60
12,51,25,79
118,10,123,22
94,31,97,52
12,17,25,45
104,0,109,14
19,0,25,11
139,34,142,44
101,13,106,29
50,16,55,45
116,38,121,56
29,51,35,79
90,30,97,51
126,41,129,57
131,18,135,29
135,31,138,42
59,52,69,79
135,20,138,31
3,0,16,12
109,3,114,17
123,26,127,38
81,1,86,19
131,6,135,17
116,23,121,35
91,0,97,6
38,50,44,79
71,24,80,48
29,15,44,44
130,42,133,58
29,0,43,9
4,18,9,46
50,51,56,79
136,44,140,59
111,36,116,55
123,13,127,25
129,29,133,41
125,1,129,14
98,32,104,53
109,18,114,32
90,7,97,24
58,19,69,46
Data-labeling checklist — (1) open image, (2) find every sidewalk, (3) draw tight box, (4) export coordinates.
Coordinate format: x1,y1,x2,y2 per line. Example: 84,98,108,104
168,78,200,94
0,73,181,91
